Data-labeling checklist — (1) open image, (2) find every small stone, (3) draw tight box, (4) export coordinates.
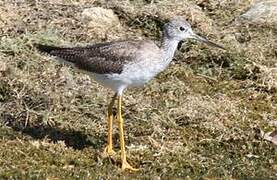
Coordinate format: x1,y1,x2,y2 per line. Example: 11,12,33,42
81,7,122,39
239,1,277,26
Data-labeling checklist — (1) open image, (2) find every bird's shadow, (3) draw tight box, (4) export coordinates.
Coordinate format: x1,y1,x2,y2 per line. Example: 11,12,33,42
1,113,103,150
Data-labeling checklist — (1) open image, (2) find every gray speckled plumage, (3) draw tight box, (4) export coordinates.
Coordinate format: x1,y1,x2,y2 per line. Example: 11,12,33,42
36,40,147,74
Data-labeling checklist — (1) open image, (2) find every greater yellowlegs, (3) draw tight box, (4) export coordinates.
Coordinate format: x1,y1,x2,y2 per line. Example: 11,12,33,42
36,17,224,171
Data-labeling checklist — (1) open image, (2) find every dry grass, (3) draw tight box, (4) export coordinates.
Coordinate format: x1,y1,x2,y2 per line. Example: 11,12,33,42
0,0,276,179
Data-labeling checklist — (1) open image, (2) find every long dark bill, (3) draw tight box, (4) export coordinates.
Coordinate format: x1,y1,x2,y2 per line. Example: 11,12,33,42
192,34,225,50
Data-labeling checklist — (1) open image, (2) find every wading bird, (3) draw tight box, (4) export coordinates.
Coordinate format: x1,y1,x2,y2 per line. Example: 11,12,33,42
36,17,224,171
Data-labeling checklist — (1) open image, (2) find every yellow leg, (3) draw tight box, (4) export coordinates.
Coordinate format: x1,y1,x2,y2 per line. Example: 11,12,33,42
103,94,117,156
117,95,139,171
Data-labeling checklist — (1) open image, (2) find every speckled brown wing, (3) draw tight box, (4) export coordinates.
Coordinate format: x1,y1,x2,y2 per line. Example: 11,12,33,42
35,41,140,74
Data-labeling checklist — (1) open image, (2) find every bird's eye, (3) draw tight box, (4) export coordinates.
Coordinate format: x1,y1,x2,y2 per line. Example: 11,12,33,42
179,26,185,31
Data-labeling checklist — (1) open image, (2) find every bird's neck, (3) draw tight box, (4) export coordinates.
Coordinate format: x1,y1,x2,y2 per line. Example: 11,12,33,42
160,36,179,64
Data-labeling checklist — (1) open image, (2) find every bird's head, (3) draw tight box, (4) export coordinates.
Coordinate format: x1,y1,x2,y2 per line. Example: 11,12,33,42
163,17,225,49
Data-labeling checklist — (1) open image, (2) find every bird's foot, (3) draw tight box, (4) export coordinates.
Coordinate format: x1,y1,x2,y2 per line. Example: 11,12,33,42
103,146,116,157
121,161,139,171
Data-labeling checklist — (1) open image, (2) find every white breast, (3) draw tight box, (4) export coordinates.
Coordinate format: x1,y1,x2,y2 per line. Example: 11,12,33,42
120,59,168,87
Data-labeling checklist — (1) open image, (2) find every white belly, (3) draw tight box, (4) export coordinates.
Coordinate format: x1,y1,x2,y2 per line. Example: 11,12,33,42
92,60,169,94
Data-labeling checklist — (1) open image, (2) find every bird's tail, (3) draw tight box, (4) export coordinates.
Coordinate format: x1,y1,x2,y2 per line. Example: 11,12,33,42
34,43,64,54
34,43,82,65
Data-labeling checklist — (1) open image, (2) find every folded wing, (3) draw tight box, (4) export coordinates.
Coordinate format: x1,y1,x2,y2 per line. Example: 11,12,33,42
35,41,142,74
